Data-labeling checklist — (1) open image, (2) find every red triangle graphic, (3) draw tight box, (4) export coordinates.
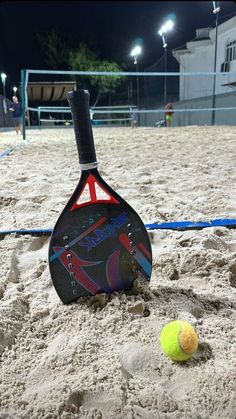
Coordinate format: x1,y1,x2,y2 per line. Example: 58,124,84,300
71,174,119,211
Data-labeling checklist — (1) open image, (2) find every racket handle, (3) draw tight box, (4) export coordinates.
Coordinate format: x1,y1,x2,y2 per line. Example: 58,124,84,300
67,90,97,167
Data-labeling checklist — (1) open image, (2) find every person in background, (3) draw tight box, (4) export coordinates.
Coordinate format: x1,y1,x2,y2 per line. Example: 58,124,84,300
130,108,138,128
9,96,23,135
165,102,174,127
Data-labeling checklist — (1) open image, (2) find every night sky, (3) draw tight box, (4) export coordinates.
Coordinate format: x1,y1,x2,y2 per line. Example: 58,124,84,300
1,1,236,94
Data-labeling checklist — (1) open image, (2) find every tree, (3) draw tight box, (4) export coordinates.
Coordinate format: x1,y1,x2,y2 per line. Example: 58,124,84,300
36,30,124,106
36,29,70,69
69,44,123,106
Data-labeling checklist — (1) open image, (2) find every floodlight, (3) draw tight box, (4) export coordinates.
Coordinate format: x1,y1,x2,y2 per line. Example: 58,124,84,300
163,20,174,32
1,73,7,115
157,17,175,106
158,19,174,36
130,45,142,57
13,86,18,93
1,73,7,83
213,1,220,14
130,44,142,109
158,18,174,50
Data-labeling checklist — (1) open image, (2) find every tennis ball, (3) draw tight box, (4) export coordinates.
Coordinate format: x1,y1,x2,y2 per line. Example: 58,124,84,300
160,320,199,361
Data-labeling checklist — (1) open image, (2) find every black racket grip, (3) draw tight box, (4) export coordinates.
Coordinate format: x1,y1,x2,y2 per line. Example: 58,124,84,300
67,90,97,165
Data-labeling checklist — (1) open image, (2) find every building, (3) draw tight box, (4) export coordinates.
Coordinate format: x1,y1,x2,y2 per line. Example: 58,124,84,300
23,81,76,126
172,16,236,101
0,82,76,127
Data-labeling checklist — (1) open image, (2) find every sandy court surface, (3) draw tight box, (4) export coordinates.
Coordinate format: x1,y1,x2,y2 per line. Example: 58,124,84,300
0,126,236,418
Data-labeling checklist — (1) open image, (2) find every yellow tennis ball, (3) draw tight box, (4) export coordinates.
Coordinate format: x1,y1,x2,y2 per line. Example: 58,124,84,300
160,320,199,361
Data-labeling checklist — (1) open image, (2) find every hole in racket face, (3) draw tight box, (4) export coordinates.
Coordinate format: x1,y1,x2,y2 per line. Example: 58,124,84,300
49,171,152,304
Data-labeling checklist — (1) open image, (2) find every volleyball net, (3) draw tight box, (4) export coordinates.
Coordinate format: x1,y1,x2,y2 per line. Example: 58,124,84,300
21,69,236,139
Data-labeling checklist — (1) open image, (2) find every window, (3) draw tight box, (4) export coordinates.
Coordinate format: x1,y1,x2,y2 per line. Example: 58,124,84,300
221,62,230,72
226,40,236,62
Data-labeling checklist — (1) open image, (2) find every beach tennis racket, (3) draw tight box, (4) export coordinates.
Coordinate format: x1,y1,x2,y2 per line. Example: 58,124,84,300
48,90,152,304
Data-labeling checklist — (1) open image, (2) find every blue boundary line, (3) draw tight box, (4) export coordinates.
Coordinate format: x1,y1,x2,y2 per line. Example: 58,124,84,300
0,140,32,161
145,218,236,230
0,148,14,159
0,219,236,236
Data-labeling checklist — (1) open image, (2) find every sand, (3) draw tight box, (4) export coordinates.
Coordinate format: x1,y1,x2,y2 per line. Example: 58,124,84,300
0,125,236,419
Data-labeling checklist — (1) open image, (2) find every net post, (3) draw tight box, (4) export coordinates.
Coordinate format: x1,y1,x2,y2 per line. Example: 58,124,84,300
21,69,26,140
211,10,219,126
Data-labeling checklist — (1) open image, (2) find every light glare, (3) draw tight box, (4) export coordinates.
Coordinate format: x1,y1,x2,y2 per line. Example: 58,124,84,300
159,19,174,35
213,1,221,14
1,73,7,82
130,45,142,57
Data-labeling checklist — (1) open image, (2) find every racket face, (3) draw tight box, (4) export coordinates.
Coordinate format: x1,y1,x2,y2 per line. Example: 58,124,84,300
49,169,152,304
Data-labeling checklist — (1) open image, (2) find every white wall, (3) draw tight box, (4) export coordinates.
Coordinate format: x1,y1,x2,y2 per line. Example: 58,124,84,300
176,16,236,101
139,91,236,127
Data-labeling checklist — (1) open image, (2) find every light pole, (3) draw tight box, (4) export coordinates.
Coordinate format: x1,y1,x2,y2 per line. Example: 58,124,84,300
158,19,174,106
211,1,221,125
1,73,7,115
130,45,142,109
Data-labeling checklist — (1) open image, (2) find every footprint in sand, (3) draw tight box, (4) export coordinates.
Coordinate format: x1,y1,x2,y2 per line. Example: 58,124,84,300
58,388,123,417
202,235,230,252
31,195,48,204
0,197,18,209
16,176,29,182
118,341,200,403
7,236,49,286
0,296,29,356
229,263,236,288
28,236,48,252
